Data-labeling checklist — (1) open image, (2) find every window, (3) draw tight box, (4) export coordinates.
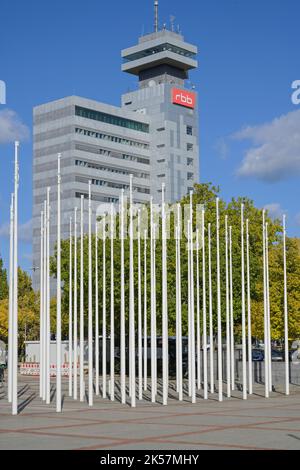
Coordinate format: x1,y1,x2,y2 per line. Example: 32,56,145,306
158,174,165,178
187,172,194,181
157,159,165,163
157,127,165,132
75,127,150,151
187,126,193,136
157,144,165,148
75,106,149,133
187,143,193,152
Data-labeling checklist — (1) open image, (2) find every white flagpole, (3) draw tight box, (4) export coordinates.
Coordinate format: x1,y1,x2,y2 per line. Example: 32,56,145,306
129,175,136,407
265,222,272,392
246,219,252,395
229,226,235,391
73,207,78,400
196,229,201,390
88,181,93,406
8,194,14,403
43,202,47,401
208,223,214,394
120,189,126,404
68,217,73,397
283,214,289,396
262,210,269,398
202,209,208,399
138,210,143,400
39,209,44,399
95,221,99,395
79,196,84,401
189,192,196,404
176,204,183,401
187,207,191,397
150,198,156,403
102,214,107,399
241,204,247,400
216,197,223,402
12,142,19,415
120,190,126,403
46,187,51,405
161,184,168,405
225,215,231,398
143,229,148,391
110,203,115,401
56,154,62,412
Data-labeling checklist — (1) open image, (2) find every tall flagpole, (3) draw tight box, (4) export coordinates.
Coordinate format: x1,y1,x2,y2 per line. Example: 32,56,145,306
39,209,44,399
283,215,289,396
150,198,156,403
262,210,269,398
95,221,99,395
265,222,272,392
225,215,231,398
202,209,208,399
73,207,78,400
208,223,214,394
8,194,14,403
216,197,223,402
161,184,168,405
88,181,93,406
129,175,136,407
56,154,62,412
46,187,51,405
176,204,183,401
246,219,252,395
196,229,201,390
229,226,235,391
138,209,143,400
110,203,115,401
241,204,247,400
120,190,126,403
190,191,196,403
143,229,148,391
102,214,107,399
68,217,73,397
43,202,47,401
79,196,84,401
12,142,19,415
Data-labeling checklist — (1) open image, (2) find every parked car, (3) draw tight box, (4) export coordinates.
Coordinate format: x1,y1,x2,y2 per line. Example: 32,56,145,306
252,349,264,361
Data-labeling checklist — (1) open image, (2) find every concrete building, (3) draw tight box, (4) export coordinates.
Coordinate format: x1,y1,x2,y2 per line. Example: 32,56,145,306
32,7,199,290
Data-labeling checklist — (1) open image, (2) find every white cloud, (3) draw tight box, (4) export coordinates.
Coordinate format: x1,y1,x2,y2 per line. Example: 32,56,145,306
0,218,32,243
264,203,285,220
214,137,229,160
0,109,29,144
232,109,300,182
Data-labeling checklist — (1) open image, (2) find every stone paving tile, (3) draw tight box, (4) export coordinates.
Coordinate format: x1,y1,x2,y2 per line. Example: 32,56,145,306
1,377,300,450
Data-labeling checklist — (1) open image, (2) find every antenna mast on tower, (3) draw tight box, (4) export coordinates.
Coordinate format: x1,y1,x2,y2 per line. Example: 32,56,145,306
154,1,159,32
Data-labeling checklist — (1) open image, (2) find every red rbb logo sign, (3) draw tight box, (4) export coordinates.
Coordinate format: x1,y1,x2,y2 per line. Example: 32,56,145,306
172,88,195,109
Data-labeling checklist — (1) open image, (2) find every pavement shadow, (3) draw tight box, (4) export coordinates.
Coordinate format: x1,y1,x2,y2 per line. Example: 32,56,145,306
17,392,36,414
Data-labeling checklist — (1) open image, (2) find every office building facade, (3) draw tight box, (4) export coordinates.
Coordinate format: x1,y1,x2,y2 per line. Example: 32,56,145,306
32,20,199,290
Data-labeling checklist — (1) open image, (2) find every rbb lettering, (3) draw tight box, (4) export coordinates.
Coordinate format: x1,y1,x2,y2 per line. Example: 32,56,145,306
172,87,196,109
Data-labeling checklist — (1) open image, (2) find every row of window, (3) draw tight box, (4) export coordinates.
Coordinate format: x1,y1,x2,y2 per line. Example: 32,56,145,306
87,177,150,194
75,192,119,203
123,43,196,63
75,159,149,180
75,106,149,133
75,127,149,150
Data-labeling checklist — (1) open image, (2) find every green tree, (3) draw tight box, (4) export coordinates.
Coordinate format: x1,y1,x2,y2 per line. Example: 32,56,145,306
0,256,8,300
50,182,294,343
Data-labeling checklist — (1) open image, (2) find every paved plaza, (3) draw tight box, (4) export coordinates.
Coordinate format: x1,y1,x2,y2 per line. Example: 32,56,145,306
0,375,300,450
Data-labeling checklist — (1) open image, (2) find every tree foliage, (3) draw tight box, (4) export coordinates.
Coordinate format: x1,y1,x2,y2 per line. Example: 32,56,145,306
49,183,300,342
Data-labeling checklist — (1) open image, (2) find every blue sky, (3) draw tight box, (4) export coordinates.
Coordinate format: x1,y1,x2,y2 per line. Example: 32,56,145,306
0,0,300,273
